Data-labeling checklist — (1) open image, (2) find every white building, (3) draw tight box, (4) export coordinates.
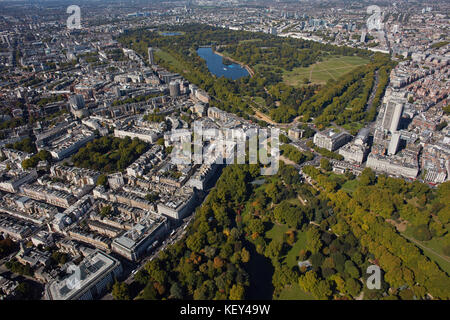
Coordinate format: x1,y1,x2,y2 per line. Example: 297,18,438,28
45,250,122,300
313,129,352,151
366,154,419,179
111,214,168,261
114,127,161,144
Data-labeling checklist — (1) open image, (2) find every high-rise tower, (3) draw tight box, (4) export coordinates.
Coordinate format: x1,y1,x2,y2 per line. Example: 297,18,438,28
382,101,404,133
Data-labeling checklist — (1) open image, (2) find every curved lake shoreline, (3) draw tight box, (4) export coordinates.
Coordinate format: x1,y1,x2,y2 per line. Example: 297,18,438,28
197,47,251,80
212,49,255,77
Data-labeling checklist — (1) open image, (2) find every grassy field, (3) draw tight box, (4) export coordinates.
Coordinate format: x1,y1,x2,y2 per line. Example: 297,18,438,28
409,239,450,275
422,236,449,257
253,96,267,108
401,230,450,275
266,224,290,243
285,231,308,268
239,39,263,44
286,198,303,207
265,222,308,268
155,50,187,73
158,31,185,36
341,122,366,135
265,224,314,300
341,179,359,194
283,55,370,87
276,283,315,300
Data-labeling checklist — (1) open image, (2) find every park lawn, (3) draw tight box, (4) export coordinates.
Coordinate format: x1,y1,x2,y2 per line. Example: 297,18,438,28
401,230,450,275
412,240,450,275
327,172,347,185
253,96,267,108
266,217,308,267
246,95,269,113
158,31,185,36
285,231,308,268
265,223,291,243
239,39,263,44
415,236,450,275
283,55,369,87
253,63,272,74
341,179,359,194
276,283,315,300
341,122,366,136
155,50,187,72
422,236,449,257
286,198,302,207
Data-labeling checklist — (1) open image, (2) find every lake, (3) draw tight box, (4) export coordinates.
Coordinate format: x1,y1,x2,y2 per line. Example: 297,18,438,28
160,32,182,36
197,47,249,80
244,240,274,299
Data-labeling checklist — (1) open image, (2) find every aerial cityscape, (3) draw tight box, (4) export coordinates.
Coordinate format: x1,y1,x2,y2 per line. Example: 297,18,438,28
0,0,448,305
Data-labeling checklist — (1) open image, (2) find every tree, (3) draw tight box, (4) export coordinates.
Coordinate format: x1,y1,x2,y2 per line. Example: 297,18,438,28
169,283,184,299
273,201,304,228
298,270,319,293
229,284,245,300
345,278,361,297
0,238,15,258
247,218,264,235
7,137,36,154
140,282,158,300
265,182,281,203
320,158,332,171
97,174,108,187
156,137,165,146
112,281,130,300
359,168,376,186
38,150,52,162
241,248,250,263
322,267,336,278
15,282,33,299
310,252,325,269
298,249,309,261
265,240,283,260
412,224,432,241
134,269,149,285
306,227,322,254
51,251,68,265
72,136,149,173
145,193,160,202
344,260,360,279
213,256,225,269
100,205,112,218
186,233,205,253
315,279,332,300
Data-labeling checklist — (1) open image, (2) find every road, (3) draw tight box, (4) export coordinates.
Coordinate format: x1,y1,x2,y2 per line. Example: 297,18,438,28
250,106,302,129
279,147,321,171
365,70,380,114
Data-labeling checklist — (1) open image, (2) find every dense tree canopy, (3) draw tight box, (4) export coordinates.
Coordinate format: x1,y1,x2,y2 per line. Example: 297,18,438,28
72,136,149,173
